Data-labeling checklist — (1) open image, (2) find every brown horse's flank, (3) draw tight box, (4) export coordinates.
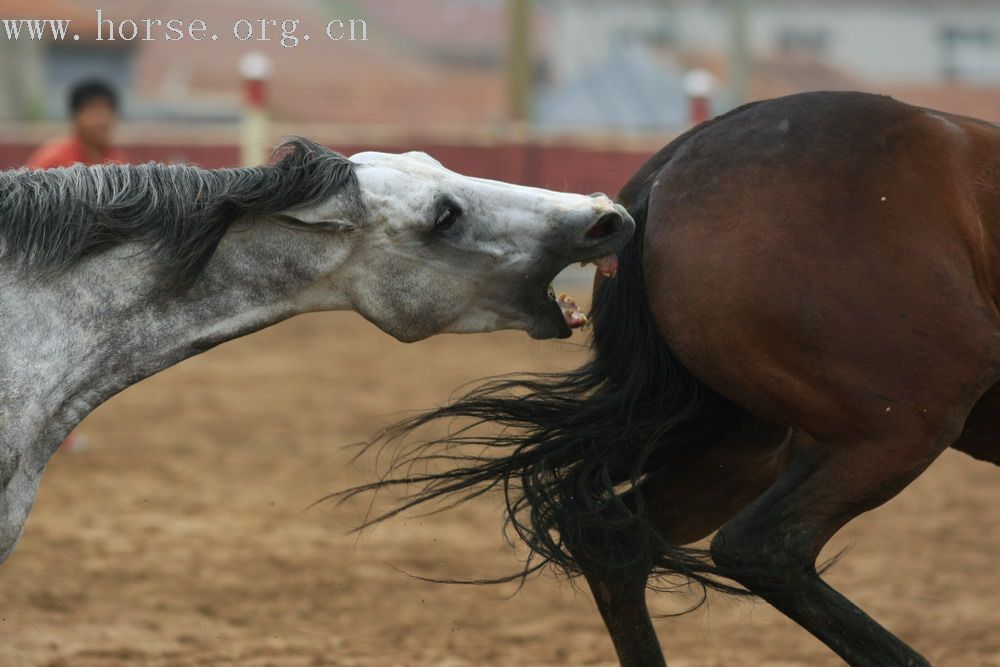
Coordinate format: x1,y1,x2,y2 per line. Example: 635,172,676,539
630,92,1000,666
347,92,1000,666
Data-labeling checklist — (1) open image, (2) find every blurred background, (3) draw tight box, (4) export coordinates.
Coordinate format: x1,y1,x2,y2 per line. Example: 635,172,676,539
2,0,998,194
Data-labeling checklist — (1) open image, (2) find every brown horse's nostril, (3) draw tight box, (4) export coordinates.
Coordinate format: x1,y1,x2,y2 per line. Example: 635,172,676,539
586,211,621,239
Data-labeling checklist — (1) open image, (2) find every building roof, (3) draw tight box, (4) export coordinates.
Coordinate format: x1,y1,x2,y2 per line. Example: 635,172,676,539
4,0,114,41
51,0,509,126
360,0,506,65
3,0,89,19
536,44,690,131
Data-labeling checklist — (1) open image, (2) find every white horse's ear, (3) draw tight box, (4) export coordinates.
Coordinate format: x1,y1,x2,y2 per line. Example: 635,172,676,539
274,212,356,232
275,200,357,232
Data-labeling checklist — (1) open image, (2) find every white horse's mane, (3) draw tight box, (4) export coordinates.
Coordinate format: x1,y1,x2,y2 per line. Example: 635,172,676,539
0,138,361,290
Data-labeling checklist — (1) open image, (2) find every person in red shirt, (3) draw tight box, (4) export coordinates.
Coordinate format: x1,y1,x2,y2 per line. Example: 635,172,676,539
30,80,127,452
27,79,127,169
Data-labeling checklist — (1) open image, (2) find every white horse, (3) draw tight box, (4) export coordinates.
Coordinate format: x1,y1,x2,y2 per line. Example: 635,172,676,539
0,138,633,564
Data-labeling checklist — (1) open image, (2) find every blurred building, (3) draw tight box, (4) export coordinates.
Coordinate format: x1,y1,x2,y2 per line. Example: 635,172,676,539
3,0,997,131
541,0,1000,129
670,0,1000,87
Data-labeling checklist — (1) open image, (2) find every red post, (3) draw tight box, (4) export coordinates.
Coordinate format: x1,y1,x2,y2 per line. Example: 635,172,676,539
239,52,273,166
684,69,716,126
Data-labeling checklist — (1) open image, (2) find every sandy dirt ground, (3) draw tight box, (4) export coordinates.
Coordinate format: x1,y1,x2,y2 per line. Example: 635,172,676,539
1,311,998,667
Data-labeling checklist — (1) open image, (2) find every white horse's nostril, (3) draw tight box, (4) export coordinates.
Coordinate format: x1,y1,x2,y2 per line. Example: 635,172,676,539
586,211,622,239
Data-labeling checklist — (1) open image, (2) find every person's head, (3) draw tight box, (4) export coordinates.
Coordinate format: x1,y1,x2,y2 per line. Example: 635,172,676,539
68,80,119,150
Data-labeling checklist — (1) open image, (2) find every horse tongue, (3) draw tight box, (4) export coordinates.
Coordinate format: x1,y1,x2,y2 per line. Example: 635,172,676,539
594,254,619,278
557,293,589,329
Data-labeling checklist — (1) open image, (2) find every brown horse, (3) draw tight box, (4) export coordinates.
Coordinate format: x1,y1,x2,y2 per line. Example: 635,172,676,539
349,92,1000,666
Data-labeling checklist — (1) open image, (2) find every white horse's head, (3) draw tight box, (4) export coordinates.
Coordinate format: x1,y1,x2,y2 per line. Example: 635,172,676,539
291,150,635,342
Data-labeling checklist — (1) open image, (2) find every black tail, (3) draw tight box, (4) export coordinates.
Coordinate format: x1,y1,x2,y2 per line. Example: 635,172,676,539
340,114,763,595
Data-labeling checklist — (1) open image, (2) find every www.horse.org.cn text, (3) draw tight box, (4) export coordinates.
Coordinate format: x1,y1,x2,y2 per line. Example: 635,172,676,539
1,11,369,48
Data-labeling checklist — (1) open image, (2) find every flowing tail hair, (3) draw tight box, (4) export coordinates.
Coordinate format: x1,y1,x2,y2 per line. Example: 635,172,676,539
337,119,757,596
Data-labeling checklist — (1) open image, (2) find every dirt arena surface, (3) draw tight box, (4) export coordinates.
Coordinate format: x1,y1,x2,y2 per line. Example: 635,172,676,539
2,311,997,666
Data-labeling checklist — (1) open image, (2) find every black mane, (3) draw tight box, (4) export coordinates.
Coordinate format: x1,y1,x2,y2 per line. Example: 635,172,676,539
0,138,360,290
335,105,765,595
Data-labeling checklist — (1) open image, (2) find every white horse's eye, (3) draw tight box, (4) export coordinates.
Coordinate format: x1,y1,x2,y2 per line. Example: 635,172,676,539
435,200,462,231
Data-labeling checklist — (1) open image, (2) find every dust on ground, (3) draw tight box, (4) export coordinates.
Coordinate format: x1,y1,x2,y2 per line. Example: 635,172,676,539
2,312,997,666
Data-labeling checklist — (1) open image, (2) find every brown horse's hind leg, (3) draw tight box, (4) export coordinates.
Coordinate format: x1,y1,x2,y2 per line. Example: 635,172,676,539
576,560,665,667
566,506,665,666
709,428,951,667
642,414,791,545
952,382,1000,465
570,416,789,667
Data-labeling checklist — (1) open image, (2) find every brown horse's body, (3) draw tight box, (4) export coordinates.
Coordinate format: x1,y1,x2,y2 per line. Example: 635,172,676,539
643,92,1000,545
588,92,1000,666
361,92,999,666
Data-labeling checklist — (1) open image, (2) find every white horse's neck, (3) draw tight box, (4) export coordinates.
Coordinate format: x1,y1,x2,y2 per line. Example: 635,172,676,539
0,217,360,564
1,218,352,465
